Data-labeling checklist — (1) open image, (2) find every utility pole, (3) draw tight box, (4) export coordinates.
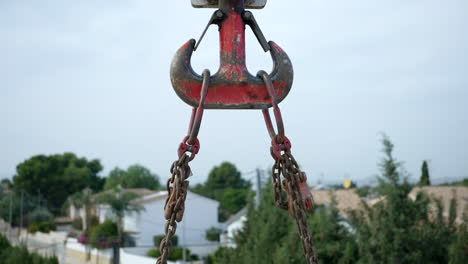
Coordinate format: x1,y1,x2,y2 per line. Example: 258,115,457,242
8,191,13,238
19,190,24,241
182,219,187,264
255,168,262,208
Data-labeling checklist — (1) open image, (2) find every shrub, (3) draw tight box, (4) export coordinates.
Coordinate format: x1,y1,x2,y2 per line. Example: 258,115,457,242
27,223,39,234
77,234,88,244
89,215,100,227
146,247,196,261
28,221,56,234
71,218,83,230
89,220,119,249
206,227,221,242
28,207,53,224
153,235,178,247
168,248,191,261
0,244,59,264
147,248,161,258
38,222,56,233
0,234,12,253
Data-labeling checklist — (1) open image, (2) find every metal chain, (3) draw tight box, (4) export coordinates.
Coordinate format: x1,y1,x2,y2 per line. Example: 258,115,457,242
157,70,210,264
259,70,318,264
275,152,318,264
157,154,192,264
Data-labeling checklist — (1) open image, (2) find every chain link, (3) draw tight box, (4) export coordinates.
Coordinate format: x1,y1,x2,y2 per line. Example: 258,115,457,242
274,152,318,264
157,70,210,264
157,154,192,264
259,70,318,264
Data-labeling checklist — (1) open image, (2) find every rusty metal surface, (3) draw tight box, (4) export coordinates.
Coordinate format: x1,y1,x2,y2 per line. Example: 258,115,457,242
260,73,318,264
170,0,293,109
157,72,211,263
191,0,267,9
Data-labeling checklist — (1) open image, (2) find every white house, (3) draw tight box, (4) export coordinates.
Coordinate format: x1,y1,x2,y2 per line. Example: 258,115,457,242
220,207,247,248
97,188,221,257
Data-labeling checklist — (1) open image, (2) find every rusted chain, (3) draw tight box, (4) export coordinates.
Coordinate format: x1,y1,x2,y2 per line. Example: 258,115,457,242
260,72,318,264
157,70,210,264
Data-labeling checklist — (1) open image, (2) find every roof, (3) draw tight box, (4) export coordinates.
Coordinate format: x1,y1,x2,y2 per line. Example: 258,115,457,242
93,188,158,199
409,186,468,224
94,188,220,206
223,207,248,227
311,188,363,216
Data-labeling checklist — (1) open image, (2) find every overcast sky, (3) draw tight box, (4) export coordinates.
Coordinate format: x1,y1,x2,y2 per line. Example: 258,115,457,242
1,0,467,186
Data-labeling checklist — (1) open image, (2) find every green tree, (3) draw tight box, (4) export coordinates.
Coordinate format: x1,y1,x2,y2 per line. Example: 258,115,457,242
89,220,119,249
0,189,39,226
104,164,161,190
0,234,58,264
205,227,222,242
349,135,455,263
97,187,144,244
419,160,431,186
12,153,104,215
448,210,468,264
192,162,251,221
67,188,95,231
210,185,357,264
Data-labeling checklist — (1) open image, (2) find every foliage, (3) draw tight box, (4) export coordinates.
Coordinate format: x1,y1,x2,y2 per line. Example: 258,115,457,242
355,185,372,197
441,178,468,187
0,234,11,252
67,188,97,231
89,220,119,249
147,248,160,258
0,179,12,188
153,235,178,247
72,217,83,230
12,153,104,215
448,212,468,264
210,136,466,264
192,162,251,221
147,247,196,261
28,207,53,224
220,188,250,216
209,182,358,264
104,164,161,190
0,190,38,227
0,235,58,264
419,160,431,186
97,187,143,244
27,221,56,233
205,227,222,242
349,135,456,263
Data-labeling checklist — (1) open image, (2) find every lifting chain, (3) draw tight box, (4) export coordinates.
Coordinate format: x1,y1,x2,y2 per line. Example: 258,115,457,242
260,71,318,264
159,0,318,261
157,70,210,264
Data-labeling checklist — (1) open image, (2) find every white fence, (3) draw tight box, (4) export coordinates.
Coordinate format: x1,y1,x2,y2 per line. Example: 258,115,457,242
66,238,204,264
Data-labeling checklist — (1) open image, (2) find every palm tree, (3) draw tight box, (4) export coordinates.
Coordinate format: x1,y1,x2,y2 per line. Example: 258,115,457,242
97,186,144,245
68,188,94,260
69,187,94,231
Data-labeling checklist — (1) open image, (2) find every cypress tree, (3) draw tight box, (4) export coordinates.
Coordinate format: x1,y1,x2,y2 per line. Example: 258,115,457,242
419,160,431,186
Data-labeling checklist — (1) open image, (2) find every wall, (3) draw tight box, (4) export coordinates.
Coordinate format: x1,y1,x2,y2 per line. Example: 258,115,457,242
129,191,220,257
66,238,183,264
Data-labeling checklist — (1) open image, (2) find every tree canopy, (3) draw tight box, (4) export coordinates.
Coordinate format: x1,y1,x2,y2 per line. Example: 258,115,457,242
104,164,161,190
12,153,104,215
191,162,251,221
97,187,144,244
209,136,466,264
419,160,431,186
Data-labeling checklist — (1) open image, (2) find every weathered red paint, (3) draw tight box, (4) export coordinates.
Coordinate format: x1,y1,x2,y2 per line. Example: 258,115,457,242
170,0,293,109
180,81,287,106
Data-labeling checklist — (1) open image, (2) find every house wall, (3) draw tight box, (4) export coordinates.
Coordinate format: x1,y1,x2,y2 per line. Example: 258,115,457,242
97,191,220,257
131,191,220,249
